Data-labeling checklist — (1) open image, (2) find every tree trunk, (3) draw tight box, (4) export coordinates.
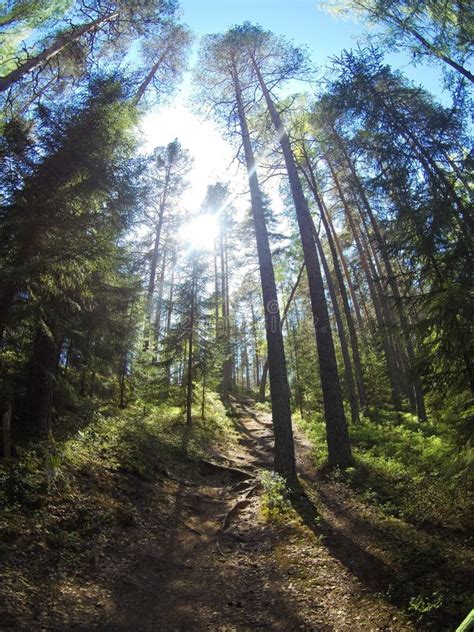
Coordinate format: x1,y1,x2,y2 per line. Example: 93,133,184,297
333,131,428,417
321,199,364,330
252,60,352,468
144,164,171,351
25,320,59,437
249,295,260,387
0,13,118,93
313,221,359,423
165,250,176,335
300,150,368,412
214,245,220,339
153,247,167,355
220,225,232,396
201,372,206,420
186,262,197,425
259,359,269,402
289,317,304,418
326,157,405,413
389,13,474,83
134,43,174,104
232,65,296,478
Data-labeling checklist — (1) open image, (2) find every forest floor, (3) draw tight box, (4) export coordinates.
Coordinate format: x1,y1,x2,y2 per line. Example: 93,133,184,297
1,397,472,630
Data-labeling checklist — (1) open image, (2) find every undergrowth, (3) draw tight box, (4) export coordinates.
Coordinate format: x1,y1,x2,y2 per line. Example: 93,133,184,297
0,392,234,627
295,407,473,531
0,392,234,544
260,470,292,521
295,404,474,629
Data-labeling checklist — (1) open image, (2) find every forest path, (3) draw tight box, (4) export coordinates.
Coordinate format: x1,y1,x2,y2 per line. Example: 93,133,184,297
84,397,416,632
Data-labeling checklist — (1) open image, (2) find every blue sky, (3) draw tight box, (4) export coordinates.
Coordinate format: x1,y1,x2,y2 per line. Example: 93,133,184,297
178,0,446,97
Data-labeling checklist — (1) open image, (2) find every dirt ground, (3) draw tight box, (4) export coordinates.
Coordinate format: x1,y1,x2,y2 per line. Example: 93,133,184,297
1,399,471,631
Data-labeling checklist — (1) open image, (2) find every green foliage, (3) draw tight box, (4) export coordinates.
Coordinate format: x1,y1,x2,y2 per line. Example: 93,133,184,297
408,591,444,622
318,47,473,395
321,0,474,83
260,470,292,520
0,391,234,513
0,0,183,117
0,0,72,74
298,406,473,530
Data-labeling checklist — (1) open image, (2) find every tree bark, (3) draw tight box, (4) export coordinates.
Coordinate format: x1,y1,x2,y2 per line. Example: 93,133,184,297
252,60,352,468
232,65,296,478
219,221,233,395
299,150,367,412
201,372,206,420
214,244,220,339
259,263,305,402
334,136,427,420
133,43,174,104
186,262,197,426
144,164,171,351
153,246,167,355
25,320,59,437
326,156,406,413
312,219,360,423
249,294,260,387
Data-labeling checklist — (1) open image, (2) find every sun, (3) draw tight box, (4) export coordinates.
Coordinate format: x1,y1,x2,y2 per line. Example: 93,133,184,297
181,213,220,251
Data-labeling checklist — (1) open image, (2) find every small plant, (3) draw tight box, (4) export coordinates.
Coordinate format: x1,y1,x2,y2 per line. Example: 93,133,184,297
260,470,292,520
408,592,444,622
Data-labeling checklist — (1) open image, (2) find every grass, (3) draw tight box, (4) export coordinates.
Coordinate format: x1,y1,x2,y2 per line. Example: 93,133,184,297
1,393,234,509
295,407,473,531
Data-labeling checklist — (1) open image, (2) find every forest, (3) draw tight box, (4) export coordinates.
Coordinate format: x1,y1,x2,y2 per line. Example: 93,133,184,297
0,1,472,630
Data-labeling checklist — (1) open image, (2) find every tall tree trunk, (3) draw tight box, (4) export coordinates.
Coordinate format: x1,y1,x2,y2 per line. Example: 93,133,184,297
186,262,197,426
144,166,171,351
153,247,167,355
326,157,405,413
334,131,428,417
220,225,232,395
259,360,269,402
165,250,176,335
259,263,304,402
214,244,220,339
289,316,304,418
133,43,174,104
0,13,118,93
321,199,364,330
299,150,367,411
243,321,251,390
252,60,352,468
25,319,59,437
224,233,234,385
249,294,260,386
312,221,360,423
201,372,206,420
232,65,296,478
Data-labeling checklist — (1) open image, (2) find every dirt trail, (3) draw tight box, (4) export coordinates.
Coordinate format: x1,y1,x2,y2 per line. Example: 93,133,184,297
52,397,413,632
